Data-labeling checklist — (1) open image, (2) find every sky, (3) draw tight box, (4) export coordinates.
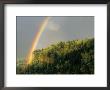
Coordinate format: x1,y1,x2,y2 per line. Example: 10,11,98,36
17,16,94,60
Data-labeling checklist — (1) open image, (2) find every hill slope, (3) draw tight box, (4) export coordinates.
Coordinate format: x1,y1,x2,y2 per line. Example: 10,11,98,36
17,38,94,74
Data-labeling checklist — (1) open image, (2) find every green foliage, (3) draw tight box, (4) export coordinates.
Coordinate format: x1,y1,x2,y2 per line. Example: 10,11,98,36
17,38,94,74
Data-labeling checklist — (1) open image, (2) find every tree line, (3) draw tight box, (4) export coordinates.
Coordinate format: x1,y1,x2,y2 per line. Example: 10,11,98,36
17,38,94,74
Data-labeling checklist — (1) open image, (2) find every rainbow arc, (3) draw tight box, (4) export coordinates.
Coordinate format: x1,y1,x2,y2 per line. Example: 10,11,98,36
25,17,51,64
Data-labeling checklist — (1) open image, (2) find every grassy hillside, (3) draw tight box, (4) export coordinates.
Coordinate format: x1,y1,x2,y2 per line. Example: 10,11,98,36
17,38,94,74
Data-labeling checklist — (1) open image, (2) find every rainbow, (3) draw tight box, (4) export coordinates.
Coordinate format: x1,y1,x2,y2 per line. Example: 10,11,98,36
25,17,51,64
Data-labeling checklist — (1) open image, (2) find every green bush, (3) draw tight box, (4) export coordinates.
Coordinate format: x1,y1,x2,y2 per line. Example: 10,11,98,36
17,38,94,74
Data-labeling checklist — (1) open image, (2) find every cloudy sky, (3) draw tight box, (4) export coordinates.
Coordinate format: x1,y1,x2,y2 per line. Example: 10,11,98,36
17,16,94,60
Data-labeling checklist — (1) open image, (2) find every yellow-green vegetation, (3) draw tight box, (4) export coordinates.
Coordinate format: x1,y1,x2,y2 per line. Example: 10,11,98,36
17,38,94,74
